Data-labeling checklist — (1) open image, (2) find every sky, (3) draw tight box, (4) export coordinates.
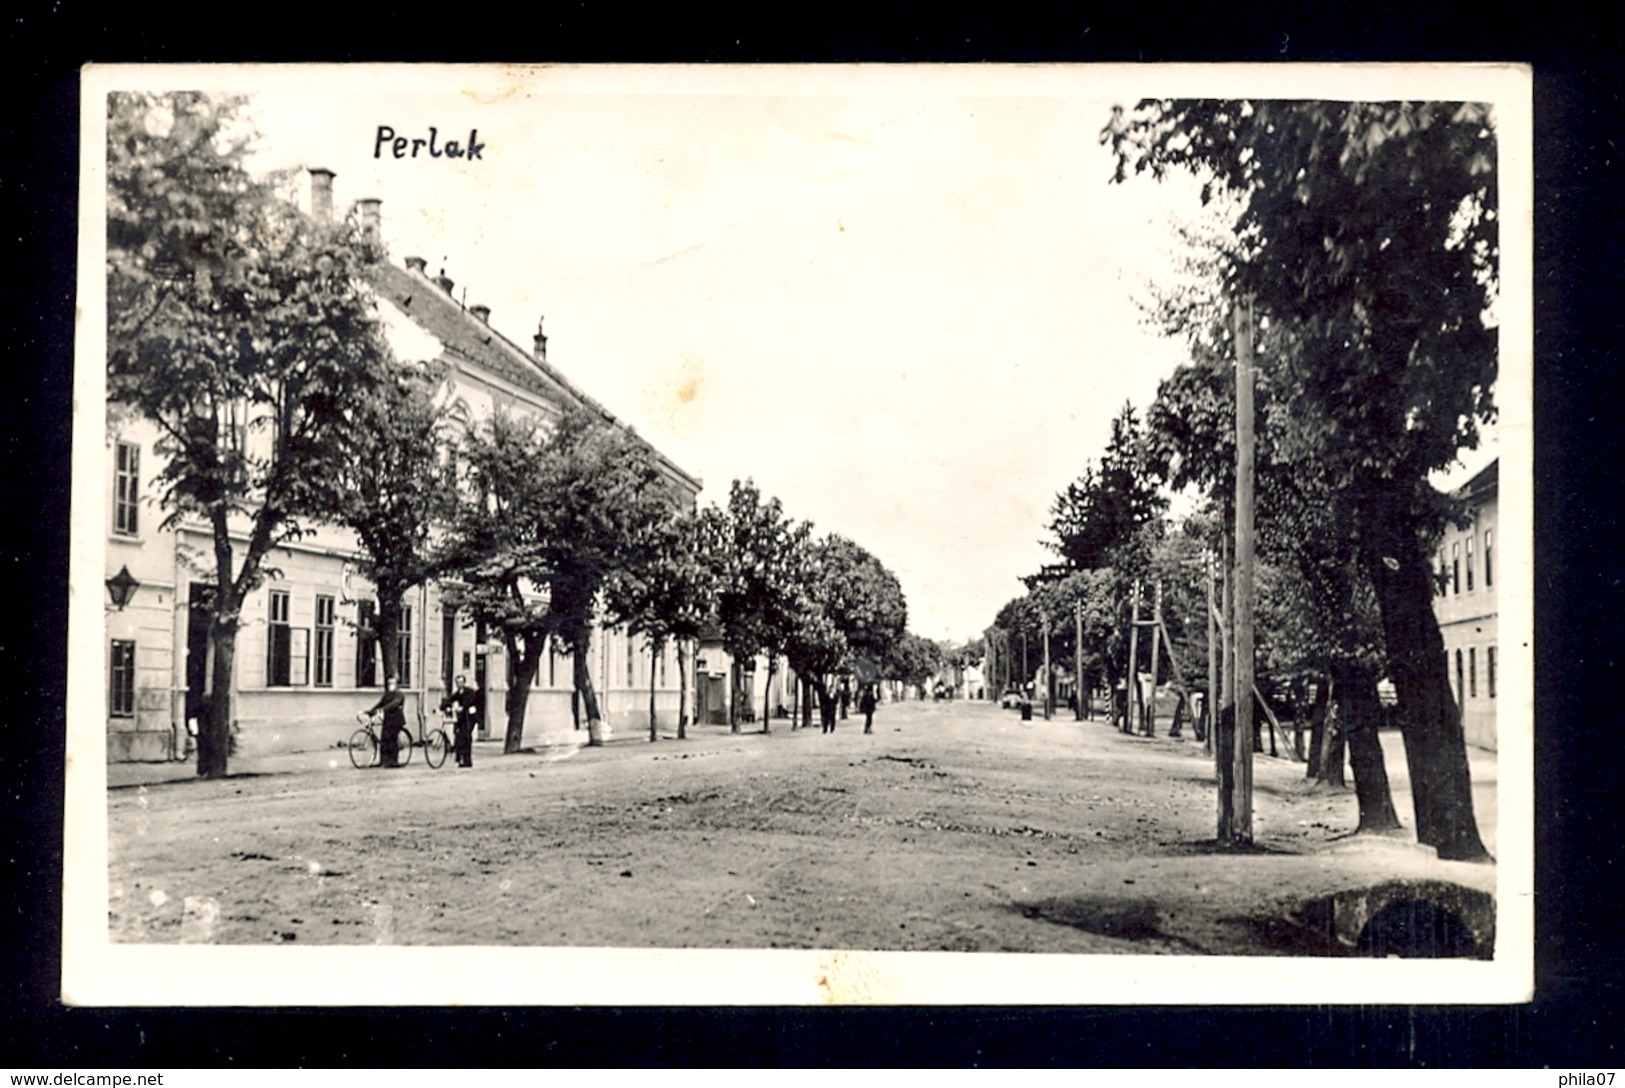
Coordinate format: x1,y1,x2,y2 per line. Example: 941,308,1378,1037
120,65,1514,643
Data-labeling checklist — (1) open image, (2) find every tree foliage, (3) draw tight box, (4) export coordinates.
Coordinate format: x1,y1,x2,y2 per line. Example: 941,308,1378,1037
443,406,674,751
699,480,807,730
1043,403,1167,576
1108,99,1496,859
884,633,943,696
782,533,907,725
107,91,390,778
327,358,454,764
606,508,716,739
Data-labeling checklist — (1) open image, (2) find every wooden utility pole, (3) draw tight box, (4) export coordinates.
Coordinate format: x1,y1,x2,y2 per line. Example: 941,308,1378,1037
1205,550,1217,756
1041,614,1052,719
1074,599,1085,721
1021,629,1029,695
1156,616,1195,736
1146,580,1162,737
1125,580,1141,734
1224,296,1257,846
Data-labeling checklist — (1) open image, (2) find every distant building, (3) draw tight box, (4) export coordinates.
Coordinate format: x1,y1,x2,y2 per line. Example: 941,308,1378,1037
1433,458,1498,751
103,171,702,761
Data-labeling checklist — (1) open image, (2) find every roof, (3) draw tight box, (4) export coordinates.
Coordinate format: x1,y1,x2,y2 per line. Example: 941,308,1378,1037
366,258,703,496
1455,458,1497,503
1431,432,1499,495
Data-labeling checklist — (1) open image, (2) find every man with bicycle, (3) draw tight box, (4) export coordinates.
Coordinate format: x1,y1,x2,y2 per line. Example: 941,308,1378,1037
440,674,480,768
365,676,409,768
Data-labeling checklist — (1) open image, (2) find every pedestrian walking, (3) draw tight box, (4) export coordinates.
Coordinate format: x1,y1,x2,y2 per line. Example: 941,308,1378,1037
366,677,408,768
860,684,878,734
440,674,480,768
838,681,851,721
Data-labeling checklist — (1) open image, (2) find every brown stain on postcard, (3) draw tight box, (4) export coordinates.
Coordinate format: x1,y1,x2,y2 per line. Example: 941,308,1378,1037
813,950,897,1004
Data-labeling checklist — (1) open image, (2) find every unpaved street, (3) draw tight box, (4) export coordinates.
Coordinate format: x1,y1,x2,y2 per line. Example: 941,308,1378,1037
107,699,1497,954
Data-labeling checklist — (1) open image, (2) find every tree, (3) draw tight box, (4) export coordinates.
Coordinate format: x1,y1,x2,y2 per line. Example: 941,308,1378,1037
329,358,454,766
448,407,675,751
1145,269,1402,827
107,92,389,778
1043,403,1167,575
440,409,556,753
606,509,716,741
884,633,943,700
1109,100,1490,858
700,481,803,733
783,534,908,727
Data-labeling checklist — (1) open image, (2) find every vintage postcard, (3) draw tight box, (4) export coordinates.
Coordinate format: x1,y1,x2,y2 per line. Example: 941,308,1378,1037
67,63,1532,1005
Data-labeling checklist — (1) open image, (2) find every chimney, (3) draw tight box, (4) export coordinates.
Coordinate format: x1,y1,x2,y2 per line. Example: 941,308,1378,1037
533,316,548,362
470,304,491,324
356,198,382,241
404,256,427,274
433,269,455,294
308,167,335,224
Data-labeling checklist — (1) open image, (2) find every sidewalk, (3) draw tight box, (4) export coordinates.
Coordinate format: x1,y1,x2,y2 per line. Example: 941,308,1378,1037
102,721,764,789
105,736,518,789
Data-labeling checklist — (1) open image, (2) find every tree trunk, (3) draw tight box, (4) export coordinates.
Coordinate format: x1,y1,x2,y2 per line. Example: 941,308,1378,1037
1305,677,1330,780
1318,702,1347,787
649,640,659,742
676,639,689,740
1364,504,1490,861
503,634,541,755
1332,662,1404,835
199,610,239,779
801,677,815,730
729,661,742,734
762,656,774,734
376,598,403,767
1214,700,1236,837
574,630,605,746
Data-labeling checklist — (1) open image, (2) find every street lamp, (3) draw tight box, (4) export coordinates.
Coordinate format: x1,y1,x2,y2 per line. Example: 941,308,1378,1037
106,565,140,611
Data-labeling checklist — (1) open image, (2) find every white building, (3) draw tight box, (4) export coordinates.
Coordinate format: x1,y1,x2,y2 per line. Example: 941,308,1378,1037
103,173,702,762
1433,458,1498,751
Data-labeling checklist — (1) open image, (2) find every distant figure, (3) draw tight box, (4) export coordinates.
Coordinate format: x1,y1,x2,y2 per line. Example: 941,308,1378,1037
366,677,408,768
860,684,878,734
440,674,480,768
838,682,851,721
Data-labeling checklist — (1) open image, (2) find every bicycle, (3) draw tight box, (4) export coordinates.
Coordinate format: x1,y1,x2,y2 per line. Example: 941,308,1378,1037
348,710,449,770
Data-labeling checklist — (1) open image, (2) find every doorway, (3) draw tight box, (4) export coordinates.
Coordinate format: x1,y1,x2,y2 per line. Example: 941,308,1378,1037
184,582,215,736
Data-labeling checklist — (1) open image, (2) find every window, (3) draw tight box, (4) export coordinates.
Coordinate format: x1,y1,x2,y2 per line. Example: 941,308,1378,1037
1451,542,1460,595
356,601,411,685
267,590,291,686
110,639,136,717
441,608,458,692
548,643,557,687
1437,549,1447,596
1454,649,1464,707
315,595,335,687
1488,646,1497,698
658,645,667,687
357,600,378,687
114,442,140,536
1484,529,1493,588
1465,535,1475,592
627,634,637,686
1469,647,1477,699
398,604,413,687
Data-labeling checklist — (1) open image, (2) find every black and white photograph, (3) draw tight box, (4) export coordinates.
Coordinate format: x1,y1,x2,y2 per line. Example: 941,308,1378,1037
65,63,1532,1005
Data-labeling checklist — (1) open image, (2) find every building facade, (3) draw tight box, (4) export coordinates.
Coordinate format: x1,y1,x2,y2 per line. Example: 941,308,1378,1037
1433,458,1498,751
103,174,704,762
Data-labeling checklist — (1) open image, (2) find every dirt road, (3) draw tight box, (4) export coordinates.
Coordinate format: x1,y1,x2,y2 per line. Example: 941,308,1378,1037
106,698,1497,954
